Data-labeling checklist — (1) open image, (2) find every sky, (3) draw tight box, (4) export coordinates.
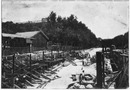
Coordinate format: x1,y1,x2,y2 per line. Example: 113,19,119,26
2,0,129,39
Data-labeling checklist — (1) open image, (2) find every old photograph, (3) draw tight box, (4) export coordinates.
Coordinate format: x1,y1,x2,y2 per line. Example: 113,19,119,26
1,0,129,89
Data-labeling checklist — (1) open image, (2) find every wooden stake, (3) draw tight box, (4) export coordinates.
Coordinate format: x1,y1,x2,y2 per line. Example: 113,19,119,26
30,54,32,81
43,51,44,61
102,54,105,87
12,54,15,88
96,52,103,88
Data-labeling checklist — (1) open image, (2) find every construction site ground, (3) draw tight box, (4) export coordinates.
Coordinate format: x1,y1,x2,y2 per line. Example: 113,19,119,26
27,48,102,89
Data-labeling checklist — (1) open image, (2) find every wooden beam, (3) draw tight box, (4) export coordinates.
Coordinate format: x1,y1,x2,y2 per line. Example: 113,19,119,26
43,51,44,61
29,54,32,81
12,54,15,88
96,52,103,88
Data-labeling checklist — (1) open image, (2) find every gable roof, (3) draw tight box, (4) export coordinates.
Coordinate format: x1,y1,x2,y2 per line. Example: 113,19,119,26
16,31,39,38
2,31,49,40
16,30,49,40
2,33,26,39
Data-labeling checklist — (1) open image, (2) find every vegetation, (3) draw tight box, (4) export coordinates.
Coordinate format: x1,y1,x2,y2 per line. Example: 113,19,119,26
112,32,128,49
2,11,99,49
2,11,128,49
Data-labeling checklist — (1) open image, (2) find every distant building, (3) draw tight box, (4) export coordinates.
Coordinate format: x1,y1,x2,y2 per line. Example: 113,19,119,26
2,30,49,48
41,18,47,22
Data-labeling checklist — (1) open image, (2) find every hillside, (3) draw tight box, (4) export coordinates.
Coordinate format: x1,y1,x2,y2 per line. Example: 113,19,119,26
101,32,129,49
2,11,99,49
112,31,128,48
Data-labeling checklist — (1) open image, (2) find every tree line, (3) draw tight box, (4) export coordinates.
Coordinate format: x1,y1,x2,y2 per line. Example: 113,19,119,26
2,11,99,49
2,11,128,49
112,32,128,49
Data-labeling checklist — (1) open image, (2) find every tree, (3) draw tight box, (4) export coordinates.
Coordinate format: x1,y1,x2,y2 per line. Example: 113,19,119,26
47,11,56,24
57,16,62,23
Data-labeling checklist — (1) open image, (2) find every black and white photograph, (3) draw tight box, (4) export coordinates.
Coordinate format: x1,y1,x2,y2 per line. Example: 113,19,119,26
1,0,129,89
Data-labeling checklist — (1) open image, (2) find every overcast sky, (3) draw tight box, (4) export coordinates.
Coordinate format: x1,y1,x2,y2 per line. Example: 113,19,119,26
2,0,129,39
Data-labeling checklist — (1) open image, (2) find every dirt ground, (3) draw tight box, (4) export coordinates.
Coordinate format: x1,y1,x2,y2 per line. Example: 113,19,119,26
44,48,102,89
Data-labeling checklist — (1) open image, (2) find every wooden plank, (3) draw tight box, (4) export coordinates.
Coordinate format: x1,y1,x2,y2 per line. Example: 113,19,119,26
43,51,45,61
31,73,41,80
14,84,21,89
41,73,51,80
12,54,15,88
34,71,41,76
41,81,50,89
51,64,63,71
96,52,103,88
29,54,32,81
120,54,128,57
36,81,46,88
12,54,15,74
102,54,105,86
25,80,34,87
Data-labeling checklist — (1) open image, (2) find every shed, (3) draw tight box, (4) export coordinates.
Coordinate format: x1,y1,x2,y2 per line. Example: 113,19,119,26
2,30,49,48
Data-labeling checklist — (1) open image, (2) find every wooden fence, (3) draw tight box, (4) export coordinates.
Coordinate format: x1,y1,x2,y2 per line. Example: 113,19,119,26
2,45,82,56
2,50,65,88
2,47,46,56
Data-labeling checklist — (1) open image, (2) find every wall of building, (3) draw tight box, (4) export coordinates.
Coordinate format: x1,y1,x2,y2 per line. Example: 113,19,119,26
10,38,28,47
32,32,48,48
2,32,48,55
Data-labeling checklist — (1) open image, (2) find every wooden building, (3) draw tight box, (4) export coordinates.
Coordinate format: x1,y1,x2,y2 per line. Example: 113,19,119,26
2,30,49,48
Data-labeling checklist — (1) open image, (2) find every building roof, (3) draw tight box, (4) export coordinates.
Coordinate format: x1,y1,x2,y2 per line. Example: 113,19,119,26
16,30,49,40
16,31,39,38
2,31,49,40
2,33,25,38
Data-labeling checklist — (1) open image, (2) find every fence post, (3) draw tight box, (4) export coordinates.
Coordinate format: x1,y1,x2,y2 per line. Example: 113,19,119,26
50,49,52,68
102,54,105,87
42,51,45,72
30,54,32,79
12,54,15,88
96,52,103,88
43,51,44,61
